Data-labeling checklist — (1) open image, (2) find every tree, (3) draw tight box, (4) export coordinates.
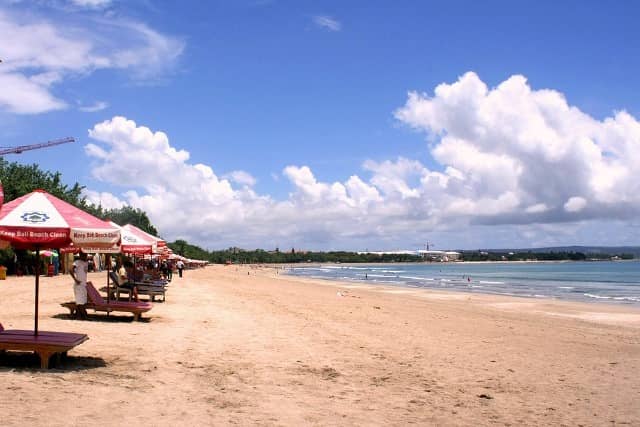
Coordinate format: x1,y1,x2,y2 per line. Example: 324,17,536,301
0,159,88,206
104,206,159,236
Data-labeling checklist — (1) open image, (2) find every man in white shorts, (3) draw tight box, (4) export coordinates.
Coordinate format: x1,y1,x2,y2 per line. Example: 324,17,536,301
70,252,89,319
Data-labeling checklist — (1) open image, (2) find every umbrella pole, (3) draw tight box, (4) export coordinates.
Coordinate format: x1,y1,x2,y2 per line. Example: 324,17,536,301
35,247,40,336
106,255,111,307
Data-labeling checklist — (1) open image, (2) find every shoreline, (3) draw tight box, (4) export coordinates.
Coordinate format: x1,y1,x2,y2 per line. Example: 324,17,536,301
264,265,640,327
280,262,640,308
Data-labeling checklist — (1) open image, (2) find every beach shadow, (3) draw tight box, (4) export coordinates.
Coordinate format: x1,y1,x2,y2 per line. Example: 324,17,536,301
0,351,106,371
52,313,151,323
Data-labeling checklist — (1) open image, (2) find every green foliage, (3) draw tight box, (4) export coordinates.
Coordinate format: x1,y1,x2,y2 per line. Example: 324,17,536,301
459,251,633,262
165,244,425,264
0,158,87,206
167,244,636,264
168,239,210,260
103,205,159,236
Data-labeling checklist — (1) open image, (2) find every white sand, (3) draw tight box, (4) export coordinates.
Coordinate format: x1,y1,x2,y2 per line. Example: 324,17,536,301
0,265,639,426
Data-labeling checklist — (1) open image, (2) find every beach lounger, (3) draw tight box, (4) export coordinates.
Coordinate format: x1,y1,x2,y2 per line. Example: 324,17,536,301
61,282,153,321
0,323,88,369
107,271,135,301
134,281,168,302
104,271,168,302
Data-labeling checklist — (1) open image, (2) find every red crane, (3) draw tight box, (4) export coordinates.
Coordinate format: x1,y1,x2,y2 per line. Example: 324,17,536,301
0,136,75,156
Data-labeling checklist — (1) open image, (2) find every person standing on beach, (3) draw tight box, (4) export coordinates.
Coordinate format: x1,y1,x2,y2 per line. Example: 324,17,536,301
177,259,184,278
69,252,89,320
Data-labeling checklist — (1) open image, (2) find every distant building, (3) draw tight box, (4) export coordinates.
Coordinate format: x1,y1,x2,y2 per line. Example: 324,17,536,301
418,250,461,262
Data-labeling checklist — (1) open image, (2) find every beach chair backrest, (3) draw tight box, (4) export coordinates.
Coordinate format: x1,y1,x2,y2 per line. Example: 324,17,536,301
108,271,119,285
86,282,105,305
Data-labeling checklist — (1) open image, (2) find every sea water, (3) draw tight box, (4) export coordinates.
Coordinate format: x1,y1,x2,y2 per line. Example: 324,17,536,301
285,261,640,305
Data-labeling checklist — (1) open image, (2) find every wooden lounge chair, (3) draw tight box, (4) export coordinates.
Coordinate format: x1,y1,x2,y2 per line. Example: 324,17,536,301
61,282,152,321
105,272,167,302
107,271,135,301
135,281,168,302
0,323,88,369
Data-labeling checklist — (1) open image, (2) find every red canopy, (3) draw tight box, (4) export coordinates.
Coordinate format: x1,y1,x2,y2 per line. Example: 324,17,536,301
0,190,120,249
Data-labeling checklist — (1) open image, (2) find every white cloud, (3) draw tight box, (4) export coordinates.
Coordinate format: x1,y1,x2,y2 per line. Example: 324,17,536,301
225,170,257,187
84,117,421,247
69,0,112,8
564,196,587,213
0,71,66,114
79,100,109,112
83,189,126,209
84,68,640,250
395,71,640,226
313,15,341,32
0,6,184,114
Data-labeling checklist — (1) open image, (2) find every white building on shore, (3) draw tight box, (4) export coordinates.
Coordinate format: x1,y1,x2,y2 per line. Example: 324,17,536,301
417,250,461,262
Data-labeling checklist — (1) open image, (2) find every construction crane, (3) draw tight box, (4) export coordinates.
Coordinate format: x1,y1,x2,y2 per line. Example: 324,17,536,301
0,137,75,156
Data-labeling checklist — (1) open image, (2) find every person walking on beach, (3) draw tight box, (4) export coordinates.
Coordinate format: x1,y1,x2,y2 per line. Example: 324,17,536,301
161,260,172,282
69,252,89,320
177,259,184,278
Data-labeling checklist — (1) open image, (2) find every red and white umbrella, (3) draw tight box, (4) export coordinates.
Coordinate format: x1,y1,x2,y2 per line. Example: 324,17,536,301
122,224,167,254
114,222,156,255
0,190,121,334
59,221,155,255
0,190,120,249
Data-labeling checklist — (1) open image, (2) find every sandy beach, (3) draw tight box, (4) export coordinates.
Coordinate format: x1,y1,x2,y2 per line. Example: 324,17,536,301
0,265,639,426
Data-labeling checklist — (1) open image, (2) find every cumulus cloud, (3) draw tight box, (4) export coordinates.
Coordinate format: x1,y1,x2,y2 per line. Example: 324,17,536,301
395,71,640,226
84,69,640,249
0,6,184,114
84,116,406,247
313,15,341,32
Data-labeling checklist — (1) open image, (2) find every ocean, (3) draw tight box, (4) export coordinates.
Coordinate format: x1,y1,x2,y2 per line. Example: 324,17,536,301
285,261,640,305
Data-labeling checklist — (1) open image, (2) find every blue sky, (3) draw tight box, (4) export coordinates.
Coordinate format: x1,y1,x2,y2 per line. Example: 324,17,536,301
1,0,639,251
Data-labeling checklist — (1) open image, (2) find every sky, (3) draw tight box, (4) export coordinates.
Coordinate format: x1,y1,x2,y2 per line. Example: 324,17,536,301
1,0,639,251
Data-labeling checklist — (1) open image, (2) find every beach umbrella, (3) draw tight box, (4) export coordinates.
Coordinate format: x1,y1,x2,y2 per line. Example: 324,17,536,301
0,189,121,334
34,249,58,258
113,222,156,255
62,222,155,255
122,224,166,253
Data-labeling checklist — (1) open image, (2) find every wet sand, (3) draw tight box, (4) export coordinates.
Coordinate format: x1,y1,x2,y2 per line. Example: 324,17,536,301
0,264,639,426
